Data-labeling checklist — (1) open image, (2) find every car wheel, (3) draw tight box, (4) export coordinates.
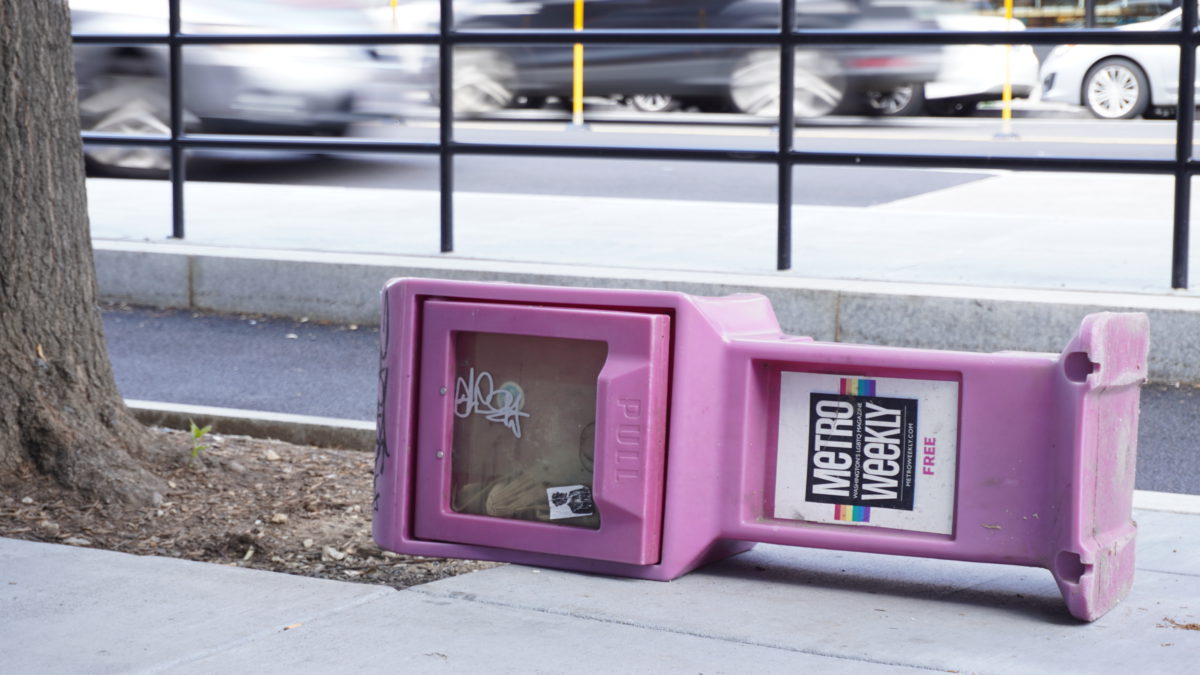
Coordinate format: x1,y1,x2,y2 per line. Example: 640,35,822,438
865,84,925,116
451,48,517,115
514,96,547,109
729,49,845,118
1083,57,1149,120
78,74,176,178
628,94,679,113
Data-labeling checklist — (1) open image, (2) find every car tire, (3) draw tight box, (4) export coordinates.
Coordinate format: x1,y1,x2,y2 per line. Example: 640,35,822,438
514,96,547,109
79,73,177,178
729,49,845,118
925,99,979,117
1083,57,1149,120
449,48,517,115
865,84,925,116
1143,105,1176,120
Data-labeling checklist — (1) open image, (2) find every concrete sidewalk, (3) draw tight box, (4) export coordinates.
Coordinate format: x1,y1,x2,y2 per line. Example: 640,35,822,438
4,497,1199,673
86,171,1195,294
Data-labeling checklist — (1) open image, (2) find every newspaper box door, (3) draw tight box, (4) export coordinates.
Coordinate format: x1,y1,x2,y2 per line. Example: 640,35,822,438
412,301,670,565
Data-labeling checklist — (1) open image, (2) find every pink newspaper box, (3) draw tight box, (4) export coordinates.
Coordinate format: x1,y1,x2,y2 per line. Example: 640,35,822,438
373,278,1149,621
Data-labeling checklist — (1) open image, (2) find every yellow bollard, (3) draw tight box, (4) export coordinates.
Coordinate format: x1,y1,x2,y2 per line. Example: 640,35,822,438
573,0,585,126
998,0,1017,139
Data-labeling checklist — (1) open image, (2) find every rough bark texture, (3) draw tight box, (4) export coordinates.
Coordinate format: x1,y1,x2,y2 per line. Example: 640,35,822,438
0,0,164,505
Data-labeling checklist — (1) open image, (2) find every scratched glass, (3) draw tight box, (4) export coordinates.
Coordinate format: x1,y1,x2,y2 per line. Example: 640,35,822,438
450,332,608,529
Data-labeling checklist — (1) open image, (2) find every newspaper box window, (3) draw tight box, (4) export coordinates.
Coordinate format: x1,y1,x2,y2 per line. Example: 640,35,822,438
447,332,605,529
410,300,670,565
375,278,1149,622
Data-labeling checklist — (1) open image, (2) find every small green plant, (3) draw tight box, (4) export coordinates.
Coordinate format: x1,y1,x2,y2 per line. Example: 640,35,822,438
188,419,213,461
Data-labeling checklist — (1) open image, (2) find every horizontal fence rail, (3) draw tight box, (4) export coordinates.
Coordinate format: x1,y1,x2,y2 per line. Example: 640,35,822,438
74,0,1197,288
70,29,1200,47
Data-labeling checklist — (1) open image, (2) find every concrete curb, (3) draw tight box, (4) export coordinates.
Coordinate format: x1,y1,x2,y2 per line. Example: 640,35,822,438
98,240,1200,382
1132,489,1200,514
127,399,374,451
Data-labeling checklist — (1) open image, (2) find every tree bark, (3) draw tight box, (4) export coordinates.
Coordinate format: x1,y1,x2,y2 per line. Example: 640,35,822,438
0,0,164,505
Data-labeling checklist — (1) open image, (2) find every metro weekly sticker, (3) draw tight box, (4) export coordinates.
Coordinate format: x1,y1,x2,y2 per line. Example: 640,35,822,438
773,372,960,535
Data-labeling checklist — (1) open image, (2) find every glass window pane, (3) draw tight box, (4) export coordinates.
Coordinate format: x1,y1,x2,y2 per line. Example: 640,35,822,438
451,332,608,529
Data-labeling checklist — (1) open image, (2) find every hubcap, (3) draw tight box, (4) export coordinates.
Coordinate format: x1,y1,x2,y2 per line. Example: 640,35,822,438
79,76,172,171
868,85,912,114
453,50,516,115
631,94,674,112
1087,66,1140,118
866,85,915,115
730,50,845,118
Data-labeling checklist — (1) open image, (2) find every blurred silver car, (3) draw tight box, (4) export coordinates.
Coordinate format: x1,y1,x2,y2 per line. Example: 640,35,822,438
71,0,382,175
405,0,941,119
1040,7,1191,119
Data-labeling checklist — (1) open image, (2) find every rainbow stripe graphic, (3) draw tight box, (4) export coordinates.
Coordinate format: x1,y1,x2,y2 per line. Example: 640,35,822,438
835,504,871,522
840,377,876,396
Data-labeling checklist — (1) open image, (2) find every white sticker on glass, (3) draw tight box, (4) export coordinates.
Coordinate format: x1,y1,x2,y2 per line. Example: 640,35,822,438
546,485,595,519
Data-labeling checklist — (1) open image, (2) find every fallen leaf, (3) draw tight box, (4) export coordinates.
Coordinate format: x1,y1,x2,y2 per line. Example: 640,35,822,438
1163,618,1200,631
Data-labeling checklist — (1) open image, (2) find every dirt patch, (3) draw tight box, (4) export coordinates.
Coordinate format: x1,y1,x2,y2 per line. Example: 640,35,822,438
1162,618,1200,631
0,428,498,588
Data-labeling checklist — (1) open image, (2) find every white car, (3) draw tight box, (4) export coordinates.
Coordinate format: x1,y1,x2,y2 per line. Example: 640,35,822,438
1039,7,1190,119
866,14,1040,116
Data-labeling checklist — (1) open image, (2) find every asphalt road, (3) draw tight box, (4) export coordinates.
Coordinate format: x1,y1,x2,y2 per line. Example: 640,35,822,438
175,113,1180,208
103,306,1200,495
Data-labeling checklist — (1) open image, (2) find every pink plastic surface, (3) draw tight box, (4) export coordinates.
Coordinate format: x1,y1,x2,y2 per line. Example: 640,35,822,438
412,300,670,565
373,278,1148,622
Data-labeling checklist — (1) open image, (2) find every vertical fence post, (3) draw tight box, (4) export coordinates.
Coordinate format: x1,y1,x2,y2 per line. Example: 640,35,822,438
439,0,454,253
168,0,185,239
1172,3,1195,289
776,0,795,271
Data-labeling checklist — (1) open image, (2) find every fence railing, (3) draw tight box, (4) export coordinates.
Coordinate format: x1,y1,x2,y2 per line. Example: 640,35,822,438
73,0,1197,288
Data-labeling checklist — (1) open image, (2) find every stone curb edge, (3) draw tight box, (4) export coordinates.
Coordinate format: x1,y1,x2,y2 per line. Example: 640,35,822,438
127,399,375,452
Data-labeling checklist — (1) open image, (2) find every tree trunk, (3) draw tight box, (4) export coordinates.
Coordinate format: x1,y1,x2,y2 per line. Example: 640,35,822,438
0,0,164,505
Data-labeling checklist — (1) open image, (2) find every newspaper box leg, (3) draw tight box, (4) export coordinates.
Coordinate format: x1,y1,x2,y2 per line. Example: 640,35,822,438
1054,312,1148,621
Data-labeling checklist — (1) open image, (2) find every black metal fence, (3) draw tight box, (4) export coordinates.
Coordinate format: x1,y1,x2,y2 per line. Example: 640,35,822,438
73,0,1197,288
